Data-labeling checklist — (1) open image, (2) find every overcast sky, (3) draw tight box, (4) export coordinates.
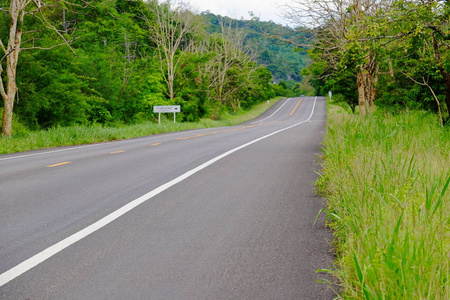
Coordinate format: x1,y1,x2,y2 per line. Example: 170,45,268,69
187,0,292,25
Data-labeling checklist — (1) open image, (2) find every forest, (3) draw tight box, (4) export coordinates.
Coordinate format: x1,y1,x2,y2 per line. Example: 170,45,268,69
0,0,311,136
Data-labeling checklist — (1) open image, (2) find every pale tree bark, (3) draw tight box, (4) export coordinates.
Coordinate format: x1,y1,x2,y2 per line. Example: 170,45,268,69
0,0,77,136
1,0,26,136
357,60,378,116
144,0,200,101
204,18,259,117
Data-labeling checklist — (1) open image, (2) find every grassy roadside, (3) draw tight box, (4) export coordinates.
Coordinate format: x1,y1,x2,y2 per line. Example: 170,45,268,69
317,103,450,299
0,98,281,154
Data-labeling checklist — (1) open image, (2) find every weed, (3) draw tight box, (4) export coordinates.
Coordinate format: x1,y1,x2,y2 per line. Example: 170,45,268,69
318,108,450,299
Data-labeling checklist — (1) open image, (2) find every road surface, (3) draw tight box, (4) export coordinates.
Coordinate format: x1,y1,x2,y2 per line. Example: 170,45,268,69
0,97,334,299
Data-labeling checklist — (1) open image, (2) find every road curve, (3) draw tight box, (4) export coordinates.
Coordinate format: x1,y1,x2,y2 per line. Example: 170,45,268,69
0,97,334,299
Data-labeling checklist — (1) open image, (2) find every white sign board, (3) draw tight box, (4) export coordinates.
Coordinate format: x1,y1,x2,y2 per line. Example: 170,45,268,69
153,105,181,124
153,105,180,113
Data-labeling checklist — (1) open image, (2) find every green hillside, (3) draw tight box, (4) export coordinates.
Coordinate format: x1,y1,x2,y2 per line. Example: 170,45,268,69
200,12,311,83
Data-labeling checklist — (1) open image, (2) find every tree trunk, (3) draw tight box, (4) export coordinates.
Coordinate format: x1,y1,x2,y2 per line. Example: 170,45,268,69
2,96,14,136
357,68,376,116
168,73,174,100
1,0,22,136
2,43,20,136
356,57,378,116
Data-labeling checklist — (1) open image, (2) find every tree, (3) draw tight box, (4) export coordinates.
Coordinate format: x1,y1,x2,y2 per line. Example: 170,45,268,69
391,0,450,121
283,0,393,115
348,0,450,121
0,0,81,136
204,18,261,116
144,0,201,101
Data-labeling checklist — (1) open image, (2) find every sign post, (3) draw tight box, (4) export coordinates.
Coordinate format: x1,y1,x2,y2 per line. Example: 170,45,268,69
328,91,332,101
153,105,181,125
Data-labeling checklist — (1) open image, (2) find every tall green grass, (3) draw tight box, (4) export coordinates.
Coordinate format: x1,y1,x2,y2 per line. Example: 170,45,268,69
0,98,281,154
317,107,450,299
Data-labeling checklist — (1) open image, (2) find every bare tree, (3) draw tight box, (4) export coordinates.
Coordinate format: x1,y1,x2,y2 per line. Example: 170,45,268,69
144,0,200,101
204,18,259,116
0,0,83,136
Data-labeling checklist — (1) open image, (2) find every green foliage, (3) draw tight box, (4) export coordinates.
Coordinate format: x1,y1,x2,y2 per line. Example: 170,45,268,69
318,107,450,298
0,98,281,154
1,0,305,135
200,12,310,83
306,0,450,120
16,47,94,128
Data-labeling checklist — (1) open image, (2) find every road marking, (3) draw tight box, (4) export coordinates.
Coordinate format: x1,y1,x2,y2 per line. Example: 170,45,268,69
177,131,220,140
222,124,261,132
152,143,162,146
46,162,71,168
110,150,126,154
249,97,292,124
176,125,261,140
0,144,101,162
289,99,302,116
0,97,317,288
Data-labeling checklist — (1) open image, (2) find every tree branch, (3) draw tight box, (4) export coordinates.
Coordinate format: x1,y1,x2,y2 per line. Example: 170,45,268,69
0,39,7,54
20,40,77,52
402,71,444,126
29,2,76,55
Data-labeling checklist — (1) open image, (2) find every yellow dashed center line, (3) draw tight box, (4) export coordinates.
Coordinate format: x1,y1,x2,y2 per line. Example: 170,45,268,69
44,123,265,168
110,150,126,154
176,124,262,140
177,131,220,140
46,162,71,168
289,99,302,116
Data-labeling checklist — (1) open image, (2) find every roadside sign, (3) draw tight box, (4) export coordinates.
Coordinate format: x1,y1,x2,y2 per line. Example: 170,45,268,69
153,105,180,113
153,105,181,124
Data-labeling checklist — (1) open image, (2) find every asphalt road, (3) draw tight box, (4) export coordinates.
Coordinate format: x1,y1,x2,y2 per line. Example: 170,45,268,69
0,96,334,299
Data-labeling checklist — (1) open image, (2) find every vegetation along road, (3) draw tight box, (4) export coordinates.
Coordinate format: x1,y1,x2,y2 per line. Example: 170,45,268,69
0,97,334,299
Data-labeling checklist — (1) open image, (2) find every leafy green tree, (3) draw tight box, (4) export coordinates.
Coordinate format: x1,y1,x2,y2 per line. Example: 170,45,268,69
173,51,209,121
379,0,450,122
15,45,94,128
0,0,80,135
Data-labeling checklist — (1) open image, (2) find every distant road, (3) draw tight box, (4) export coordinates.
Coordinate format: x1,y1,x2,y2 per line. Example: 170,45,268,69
0,97,334,299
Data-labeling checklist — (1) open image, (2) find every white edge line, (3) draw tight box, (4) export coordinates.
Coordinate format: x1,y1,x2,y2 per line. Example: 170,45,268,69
0,97,317,287
249,97,292,124
0,144,101,162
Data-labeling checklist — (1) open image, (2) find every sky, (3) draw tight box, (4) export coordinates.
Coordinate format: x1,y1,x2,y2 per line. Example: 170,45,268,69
186,0,292,26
